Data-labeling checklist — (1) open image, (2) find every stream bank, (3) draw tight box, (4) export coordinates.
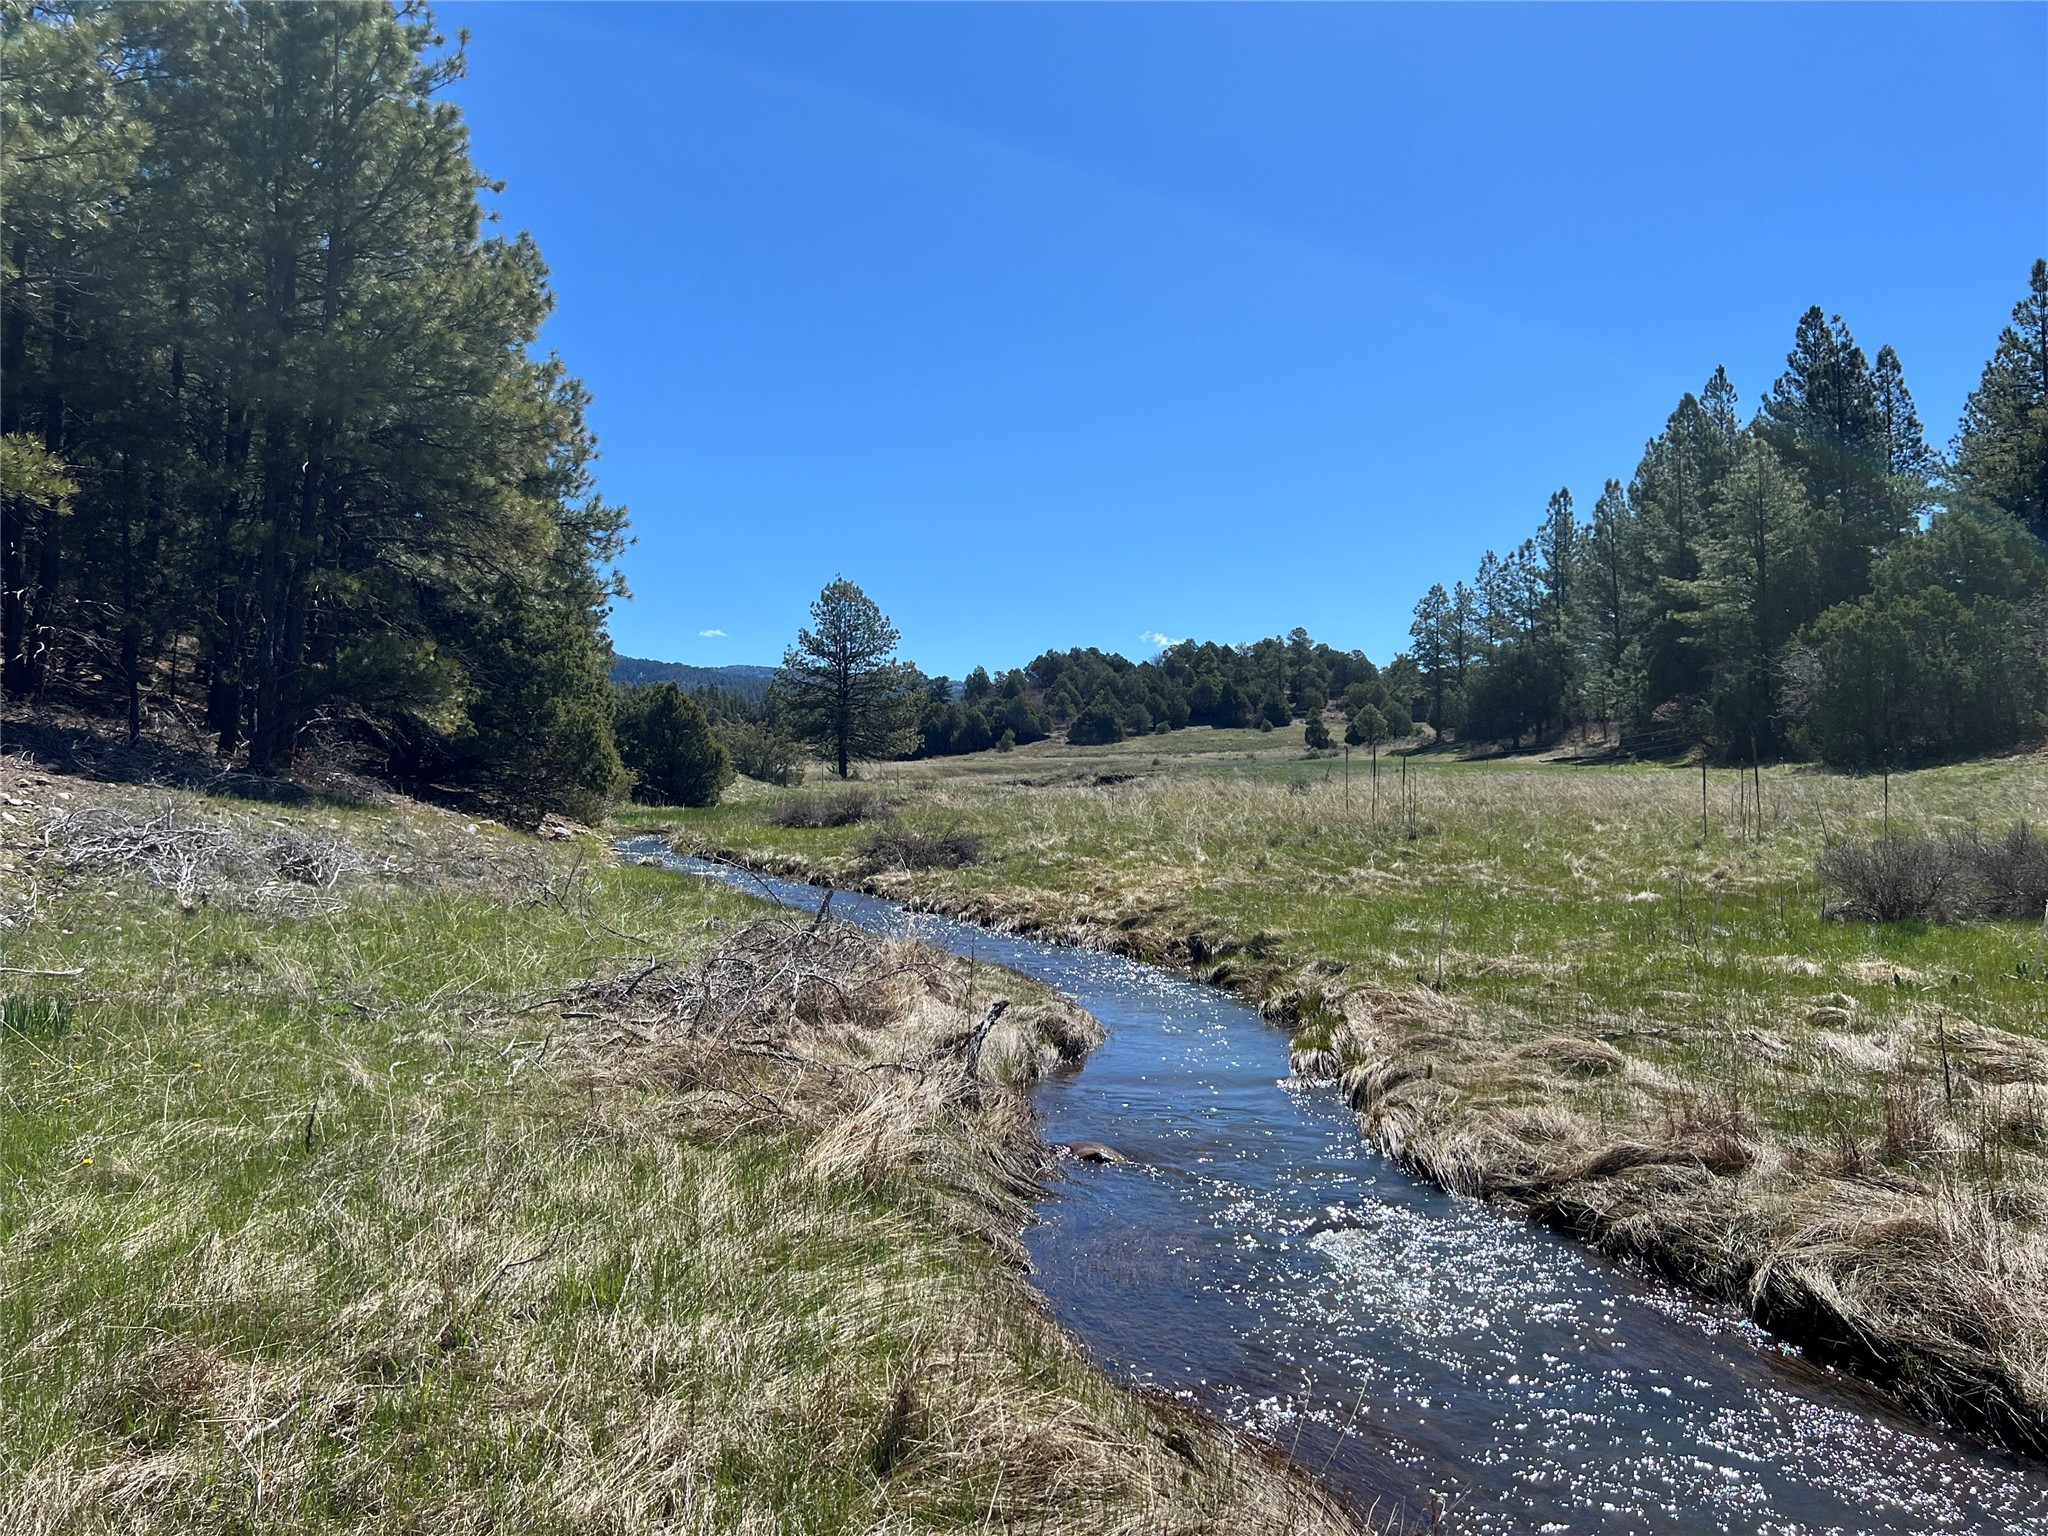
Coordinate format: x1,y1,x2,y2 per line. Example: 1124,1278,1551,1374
637,837,2048,1532
671,829,2048,1459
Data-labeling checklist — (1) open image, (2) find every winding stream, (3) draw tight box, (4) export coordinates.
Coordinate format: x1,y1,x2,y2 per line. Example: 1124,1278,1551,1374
624,838,2048,1534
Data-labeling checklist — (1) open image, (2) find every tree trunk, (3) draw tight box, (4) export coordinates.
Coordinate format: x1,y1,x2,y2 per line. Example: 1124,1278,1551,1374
121,456,141,741
25,284,71,695
263,430,326,769
1,240,28,693
247,418,296,768
206,402,254,756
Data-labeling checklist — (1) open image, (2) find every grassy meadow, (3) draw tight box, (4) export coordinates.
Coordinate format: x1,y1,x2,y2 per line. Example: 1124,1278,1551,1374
662,726,2048,1452
0,755,1368,1535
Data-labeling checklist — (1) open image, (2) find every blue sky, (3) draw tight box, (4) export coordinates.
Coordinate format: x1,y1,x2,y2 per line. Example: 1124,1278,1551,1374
442,2,2046,678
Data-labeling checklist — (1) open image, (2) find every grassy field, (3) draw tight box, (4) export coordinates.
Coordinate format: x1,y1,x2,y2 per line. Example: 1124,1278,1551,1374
660,726,2048,1453
0,753,1369,1535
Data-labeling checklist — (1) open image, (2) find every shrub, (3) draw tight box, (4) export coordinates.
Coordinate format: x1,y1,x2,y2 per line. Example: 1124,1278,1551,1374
1816,834,1968,922
1954,823,2048,919
1816,824,2048,923
856,820,983,870
1303,716,1332,751
722,722,805,786
768,787,887,828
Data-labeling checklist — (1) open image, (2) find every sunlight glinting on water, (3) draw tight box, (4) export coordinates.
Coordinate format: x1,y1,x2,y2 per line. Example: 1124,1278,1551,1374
633,841,2048,1535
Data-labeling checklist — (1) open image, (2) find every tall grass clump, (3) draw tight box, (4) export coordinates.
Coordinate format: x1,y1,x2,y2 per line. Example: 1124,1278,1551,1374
856,819,984,871
767,785,889,828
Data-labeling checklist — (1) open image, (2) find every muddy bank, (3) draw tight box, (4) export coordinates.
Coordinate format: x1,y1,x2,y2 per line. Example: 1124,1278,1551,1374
669,832,2048,1459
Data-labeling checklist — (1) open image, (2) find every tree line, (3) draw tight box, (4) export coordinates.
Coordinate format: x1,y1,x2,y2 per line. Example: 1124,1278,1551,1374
731,274,2046,783
1405,270,2048,767
909,631,1411,757
655,578,1417,785
3,2,627,815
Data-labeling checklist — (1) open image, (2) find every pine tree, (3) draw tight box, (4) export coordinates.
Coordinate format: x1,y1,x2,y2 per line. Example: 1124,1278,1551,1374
1448,581,1477,697
1535,486,1581,724
1873,345,1933,480
777,578,916,778
1,2,630,814
614,684,732,807
1632,388,1734,711
1536,487,1575,636
1579,478,1645,728
1700,365,1741,451
1951,258,2048,539
1697,434,1810,753
1872,343,1935,535
1408,583,1452,731
1759,307,1896,611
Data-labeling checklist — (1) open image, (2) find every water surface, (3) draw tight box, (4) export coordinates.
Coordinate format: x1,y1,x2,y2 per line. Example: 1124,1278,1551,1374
625,838,2048,1534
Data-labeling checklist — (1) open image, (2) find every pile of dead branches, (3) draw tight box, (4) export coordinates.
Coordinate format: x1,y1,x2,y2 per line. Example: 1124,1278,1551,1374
42,803,367,909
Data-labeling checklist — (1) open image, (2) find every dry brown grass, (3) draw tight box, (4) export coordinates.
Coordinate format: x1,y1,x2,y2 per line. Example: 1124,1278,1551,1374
0,759,1377,1536
666,741,2048,1453
1285,977,2048,1454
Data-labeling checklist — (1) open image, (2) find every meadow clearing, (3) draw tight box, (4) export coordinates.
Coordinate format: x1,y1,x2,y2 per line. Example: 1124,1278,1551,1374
664,726,2048,1453
0,751,1368,1536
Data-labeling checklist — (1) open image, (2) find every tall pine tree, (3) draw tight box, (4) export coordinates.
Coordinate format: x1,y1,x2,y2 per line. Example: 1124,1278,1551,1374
1759,308,1897,612
1951,259,2048,539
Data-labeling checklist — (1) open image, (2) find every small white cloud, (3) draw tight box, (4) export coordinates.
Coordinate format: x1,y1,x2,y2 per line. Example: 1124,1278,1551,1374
1139,630,1183,649
699,627,727,638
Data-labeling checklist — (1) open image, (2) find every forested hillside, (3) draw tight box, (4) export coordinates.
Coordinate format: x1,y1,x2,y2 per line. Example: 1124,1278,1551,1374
2,1,626,813
609,656,776,701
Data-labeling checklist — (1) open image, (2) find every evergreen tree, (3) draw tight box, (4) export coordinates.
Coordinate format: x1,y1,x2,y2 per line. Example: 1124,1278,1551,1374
0,2,630,815
1873,344,1934,481
1344,703,1385,751
1633,388,1734,709
1697,434,1810,753
1067,694,1124,746
614,684,732,807
1408,583,1452,731
1579,478,1645,728
1534,486,1581,724
1447,581,1477,709
1536,487,1576,637
1760,308,1897,610
1951,258,2048,539
1790,509,2048,767
1872,342,1936,535
776,577,916,778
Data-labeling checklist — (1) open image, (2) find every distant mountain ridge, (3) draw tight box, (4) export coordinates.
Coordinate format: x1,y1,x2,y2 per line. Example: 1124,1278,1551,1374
611,655,778,701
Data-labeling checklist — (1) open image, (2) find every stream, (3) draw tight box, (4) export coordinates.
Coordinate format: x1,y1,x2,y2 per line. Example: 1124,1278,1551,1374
622,837,2048,1534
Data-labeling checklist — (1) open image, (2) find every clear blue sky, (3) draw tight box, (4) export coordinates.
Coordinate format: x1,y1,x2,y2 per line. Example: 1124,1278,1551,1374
441,2,2046,678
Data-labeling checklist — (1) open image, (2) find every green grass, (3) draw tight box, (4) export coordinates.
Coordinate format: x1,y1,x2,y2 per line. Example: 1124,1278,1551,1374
668,739,2048,1446
0,771,1366,1535
671,741,2048,1150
